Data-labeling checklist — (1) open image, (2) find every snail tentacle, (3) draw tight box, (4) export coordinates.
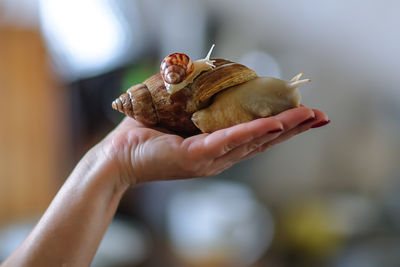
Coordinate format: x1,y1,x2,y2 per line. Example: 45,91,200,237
290,78,311,89
290,72,304,82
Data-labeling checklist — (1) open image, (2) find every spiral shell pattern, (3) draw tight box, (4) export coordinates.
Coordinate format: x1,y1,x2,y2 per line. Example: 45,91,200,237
160,53,194,85
112,83,158,125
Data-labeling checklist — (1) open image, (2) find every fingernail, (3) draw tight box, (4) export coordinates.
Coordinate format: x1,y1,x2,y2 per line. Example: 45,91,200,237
299,116,316,126
268,128,284,134
311,120,331,128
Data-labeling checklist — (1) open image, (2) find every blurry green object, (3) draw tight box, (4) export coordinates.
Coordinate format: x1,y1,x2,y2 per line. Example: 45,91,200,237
278,199,344,261
122,62,157,93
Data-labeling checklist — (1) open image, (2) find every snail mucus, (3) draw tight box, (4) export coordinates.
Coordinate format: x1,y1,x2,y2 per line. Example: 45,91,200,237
112,45,311,135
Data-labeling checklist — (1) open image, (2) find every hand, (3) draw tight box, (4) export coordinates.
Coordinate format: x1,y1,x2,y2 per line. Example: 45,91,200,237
1,105,328,267
102,106,329,186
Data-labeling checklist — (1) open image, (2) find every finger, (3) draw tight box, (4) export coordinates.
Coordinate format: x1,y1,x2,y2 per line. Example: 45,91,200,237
273,106,315,131
311,108,328,122
269,108,328,146
182,117,283,158
204,118,283,157
310,108,329,128
238,144,271,162
229,107,316,160
210,128,284,167
240,122,311,161
239,109,329,161
208,162,234,176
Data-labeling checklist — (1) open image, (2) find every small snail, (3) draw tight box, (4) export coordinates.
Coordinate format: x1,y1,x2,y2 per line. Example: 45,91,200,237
160,44,216,94
112,45,310,135
160,53,194,87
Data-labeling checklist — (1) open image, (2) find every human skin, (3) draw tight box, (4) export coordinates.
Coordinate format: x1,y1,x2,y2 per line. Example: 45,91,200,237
1,106,328,267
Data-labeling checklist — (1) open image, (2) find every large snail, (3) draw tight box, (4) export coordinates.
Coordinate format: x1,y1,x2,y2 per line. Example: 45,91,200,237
112,45,311,135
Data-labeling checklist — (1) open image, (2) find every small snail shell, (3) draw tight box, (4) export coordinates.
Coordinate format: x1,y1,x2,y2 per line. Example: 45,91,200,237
161,44,216,94
160,53,194,85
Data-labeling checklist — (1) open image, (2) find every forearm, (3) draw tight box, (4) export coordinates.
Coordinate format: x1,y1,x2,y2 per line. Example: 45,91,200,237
2,144,128,267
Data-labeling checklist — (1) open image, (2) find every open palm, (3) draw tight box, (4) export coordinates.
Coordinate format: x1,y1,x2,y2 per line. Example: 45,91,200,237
105,106,328,186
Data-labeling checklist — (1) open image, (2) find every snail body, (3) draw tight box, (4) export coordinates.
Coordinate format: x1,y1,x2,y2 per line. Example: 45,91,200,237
192,76,305,133
112,45,310,135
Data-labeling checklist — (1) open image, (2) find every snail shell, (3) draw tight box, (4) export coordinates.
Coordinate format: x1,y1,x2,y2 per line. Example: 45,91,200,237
160,53,194,85
112,58,257,135
112,83,158,125
112,46,310,135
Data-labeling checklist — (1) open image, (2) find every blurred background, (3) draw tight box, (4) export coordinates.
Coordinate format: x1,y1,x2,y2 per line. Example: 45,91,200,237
1,0,400,266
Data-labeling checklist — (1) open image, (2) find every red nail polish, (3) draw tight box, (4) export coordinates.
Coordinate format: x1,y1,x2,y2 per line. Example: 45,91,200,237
268,128,283,134
311,120,330,128
299,117,316,126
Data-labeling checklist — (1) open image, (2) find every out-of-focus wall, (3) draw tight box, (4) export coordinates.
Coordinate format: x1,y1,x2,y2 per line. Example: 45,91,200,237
0,25,67,226
208,0,400,196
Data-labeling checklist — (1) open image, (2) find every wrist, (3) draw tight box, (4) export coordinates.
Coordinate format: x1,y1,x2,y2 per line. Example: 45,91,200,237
101,129,143,187
75,141,131,197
